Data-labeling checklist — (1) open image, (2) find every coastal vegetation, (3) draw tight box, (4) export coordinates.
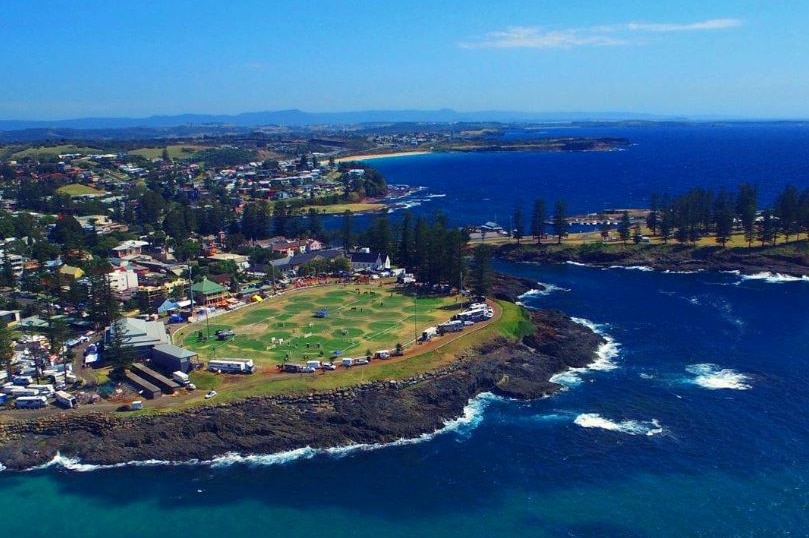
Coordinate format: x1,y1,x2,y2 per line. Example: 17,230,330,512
432,137,631,153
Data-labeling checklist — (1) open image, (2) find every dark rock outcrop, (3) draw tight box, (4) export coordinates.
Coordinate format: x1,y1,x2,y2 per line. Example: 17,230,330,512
498,242,809,277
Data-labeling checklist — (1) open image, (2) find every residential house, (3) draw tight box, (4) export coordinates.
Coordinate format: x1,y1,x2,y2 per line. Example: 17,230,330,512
58,264,85,282
206,252,250,272
112,240,149,259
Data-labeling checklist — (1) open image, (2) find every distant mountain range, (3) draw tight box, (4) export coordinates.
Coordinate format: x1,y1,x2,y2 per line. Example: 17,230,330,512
0,108,688,131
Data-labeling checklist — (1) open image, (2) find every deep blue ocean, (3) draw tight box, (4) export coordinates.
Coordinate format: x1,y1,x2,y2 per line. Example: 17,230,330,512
3,124,809,537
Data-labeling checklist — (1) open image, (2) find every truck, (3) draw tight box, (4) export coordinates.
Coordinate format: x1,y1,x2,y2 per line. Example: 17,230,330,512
172,371,190,385
55,390,77,409
342,357,369,367
420,327,438,342
215,330,236,341
208,359,254,374
15,395,48,409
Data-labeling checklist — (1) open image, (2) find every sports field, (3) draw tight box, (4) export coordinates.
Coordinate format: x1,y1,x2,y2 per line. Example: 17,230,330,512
173,282,463,370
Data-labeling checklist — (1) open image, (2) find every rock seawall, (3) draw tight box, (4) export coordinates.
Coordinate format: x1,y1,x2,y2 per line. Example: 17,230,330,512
0,309,601,471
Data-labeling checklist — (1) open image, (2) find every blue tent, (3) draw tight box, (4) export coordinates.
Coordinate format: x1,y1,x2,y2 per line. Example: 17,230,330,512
157,299,179,314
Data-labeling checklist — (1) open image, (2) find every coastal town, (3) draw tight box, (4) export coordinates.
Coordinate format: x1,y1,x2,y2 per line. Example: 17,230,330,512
1,129,808,418
0,134,509,416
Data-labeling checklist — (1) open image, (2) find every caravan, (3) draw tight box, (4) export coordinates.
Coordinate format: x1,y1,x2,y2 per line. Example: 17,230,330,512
15,395,48,409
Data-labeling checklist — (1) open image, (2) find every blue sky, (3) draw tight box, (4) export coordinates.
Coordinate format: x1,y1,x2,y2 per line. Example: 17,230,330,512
2,0,809,120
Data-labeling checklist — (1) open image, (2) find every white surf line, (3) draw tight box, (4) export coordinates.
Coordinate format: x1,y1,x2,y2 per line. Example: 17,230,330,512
12,392,499,473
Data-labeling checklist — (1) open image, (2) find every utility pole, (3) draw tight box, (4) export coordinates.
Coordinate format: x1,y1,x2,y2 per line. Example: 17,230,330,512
413,294,417,343
188,261,194,321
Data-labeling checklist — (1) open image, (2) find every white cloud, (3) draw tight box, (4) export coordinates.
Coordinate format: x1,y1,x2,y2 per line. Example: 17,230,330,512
460,18,742,49
626,18,742,32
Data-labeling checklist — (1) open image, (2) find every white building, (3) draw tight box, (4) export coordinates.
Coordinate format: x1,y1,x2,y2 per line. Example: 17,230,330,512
112,240,149,259
107,266,139,294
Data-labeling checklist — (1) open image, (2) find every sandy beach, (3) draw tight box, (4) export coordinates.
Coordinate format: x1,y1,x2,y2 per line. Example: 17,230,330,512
335,150,432,163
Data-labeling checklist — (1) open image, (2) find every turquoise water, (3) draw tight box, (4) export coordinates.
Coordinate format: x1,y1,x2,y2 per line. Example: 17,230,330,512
3,125,809,537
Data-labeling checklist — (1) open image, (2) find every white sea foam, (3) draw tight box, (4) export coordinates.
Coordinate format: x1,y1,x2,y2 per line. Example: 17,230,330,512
209,447,319,468
13,393,500,473
685,363,751,390
549,318,620,388
26,453,189,473
565,261,593,267
662,269,703,274
517,282,571,300
548,370,585,387
739,272,809,284
570,317,620,371
607,265,654,272
574,413,664,436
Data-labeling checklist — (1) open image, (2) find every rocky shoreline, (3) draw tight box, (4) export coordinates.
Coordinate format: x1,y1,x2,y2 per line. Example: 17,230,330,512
497,242,809,277
0,279,601,471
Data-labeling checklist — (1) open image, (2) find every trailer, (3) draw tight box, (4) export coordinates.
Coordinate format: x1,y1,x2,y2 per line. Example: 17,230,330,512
15,395,48,409
306,360,323,370
172,371,190,386
374,349,391,360
208,359,254,374
26,384,55,397
11,375,33,386
8,387,38,397
55,390,77,409
437,320,465,334
281,363,305,373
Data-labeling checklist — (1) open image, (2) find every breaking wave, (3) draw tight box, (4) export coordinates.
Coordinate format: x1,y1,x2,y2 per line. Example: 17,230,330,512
14,393,501,473
685,363,752,390
549,318,620,388
607,265,654,272
517,282,571,300
574,413,664,436
739,272,809,284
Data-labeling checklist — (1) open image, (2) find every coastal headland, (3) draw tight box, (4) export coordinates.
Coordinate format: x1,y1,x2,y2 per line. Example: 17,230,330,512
496,241,809,277
0,276,601,470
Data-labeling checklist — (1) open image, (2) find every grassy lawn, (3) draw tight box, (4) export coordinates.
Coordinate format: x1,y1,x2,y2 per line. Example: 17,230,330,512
164,295,522,407
129,144,212,161
173,282,464,369
301,202,386,214
54,184,107,197
10,144,103,159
